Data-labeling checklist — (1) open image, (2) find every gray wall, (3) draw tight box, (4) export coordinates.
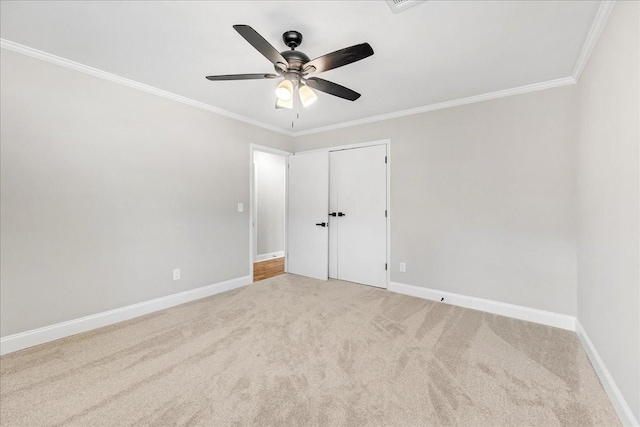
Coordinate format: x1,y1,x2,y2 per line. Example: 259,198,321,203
296,85,579,316
3,14,638,420
577,1,640,421
0,49,293,337
254,151,285,257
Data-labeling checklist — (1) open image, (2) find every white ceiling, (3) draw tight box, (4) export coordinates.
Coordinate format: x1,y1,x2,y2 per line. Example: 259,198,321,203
1,1,600,134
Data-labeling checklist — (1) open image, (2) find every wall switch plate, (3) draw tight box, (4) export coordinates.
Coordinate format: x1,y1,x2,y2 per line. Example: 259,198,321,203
237,203,244,213
173,269,181,280
399,262,406,273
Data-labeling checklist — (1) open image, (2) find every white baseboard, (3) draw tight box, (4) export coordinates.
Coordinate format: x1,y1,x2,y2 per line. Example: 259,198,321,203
0,275,252,356
388,282,576,331
576,320,639,427
255,251,285,262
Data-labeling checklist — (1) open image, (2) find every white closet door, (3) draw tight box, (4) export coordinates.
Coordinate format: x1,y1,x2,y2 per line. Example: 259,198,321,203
330,145,387,288
287,151,329,280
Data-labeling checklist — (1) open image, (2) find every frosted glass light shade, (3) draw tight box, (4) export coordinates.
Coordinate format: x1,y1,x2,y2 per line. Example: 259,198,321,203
275,79,293,101
299,85,318,106
276,97,293,109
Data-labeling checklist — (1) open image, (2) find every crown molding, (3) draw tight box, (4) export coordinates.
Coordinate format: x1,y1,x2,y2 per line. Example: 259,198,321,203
572,1,616,81
0,39,294,137
292,76,576,137
3,35,589,139
298,0,615,137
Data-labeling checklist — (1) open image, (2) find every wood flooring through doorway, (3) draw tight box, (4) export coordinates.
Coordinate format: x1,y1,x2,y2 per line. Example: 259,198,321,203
253,257,285,282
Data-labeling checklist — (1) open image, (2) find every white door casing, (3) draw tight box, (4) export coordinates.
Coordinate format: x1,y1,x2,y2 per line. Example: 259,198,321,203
287,151,329,280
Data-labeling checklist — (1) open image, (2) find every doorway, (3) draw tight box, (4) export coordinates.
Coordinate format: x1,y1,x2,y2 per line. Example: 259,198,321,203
250,145,290,282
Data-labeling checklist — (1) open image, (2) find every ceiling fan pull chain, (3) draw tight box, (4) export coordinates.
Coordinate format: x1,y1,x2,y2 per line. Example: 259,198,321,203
293,84,300,127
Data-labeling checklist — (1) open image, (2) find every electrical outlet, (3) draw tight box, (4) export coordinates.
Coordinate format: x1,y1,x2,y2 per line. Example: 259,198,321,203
237,203,244,213
399,262,406,273
173,269,181,280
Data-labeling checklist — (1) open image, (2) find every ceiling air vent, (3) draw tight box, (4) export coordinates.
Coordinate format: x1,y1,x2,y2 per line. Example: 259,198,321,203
386,0,426,14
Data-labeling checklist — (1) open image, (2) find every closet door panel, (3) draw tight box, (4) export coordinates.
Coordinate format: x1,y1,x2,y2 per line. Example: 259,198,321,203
332,145,387,288
287,151,329,280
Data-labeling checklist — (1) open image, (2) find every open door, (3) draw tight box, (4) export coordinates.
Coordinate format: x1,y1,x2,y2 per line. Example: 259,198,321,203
287,151,329,280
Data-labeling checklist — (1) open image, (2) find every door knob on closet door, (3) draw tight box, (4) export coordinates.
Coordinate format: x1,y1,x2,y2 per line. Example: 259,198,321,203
337,212,346,217
315,222,327,227
329,212,337,217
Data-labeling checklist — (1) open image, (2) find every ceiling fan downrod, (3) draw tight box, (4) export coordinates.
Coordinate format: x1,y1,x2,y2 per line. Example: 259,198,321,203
282,30,303,50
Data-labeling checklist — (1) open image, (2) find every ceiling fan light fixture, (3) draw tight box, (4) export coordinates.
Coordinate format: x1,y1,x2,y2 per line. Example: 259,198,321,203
299,85,318,107
276,97,293,109
275,79,293,101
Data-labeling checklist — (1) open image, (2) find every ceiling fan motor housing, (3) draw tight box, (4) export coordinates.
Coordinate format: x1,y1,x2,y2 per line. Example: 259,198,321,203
280,50,310,72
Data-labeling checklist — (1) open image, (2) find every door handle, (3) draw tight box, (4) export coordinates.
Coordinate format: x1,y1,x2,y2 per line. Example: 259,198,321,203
329,212,337,217
315,222,327,227
337,212,346,217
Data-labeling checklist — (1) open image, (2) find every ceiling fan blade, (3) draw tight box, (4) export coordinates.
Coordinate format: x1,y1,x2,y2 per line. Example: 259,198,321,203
305,77,361,101
233,25,288,72
303,43,374,74
206,73,279,81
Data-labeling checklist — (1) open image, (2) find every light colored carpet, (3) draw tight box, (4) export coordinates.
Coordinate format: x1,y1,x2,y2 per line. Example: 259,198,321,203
0,274,620,426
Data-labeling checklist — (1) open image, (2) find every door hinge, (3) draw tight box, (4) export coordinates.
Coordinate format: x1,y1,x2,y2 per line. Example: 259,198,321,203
385,263,388,271
385,210,387,217
385,156,387,164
